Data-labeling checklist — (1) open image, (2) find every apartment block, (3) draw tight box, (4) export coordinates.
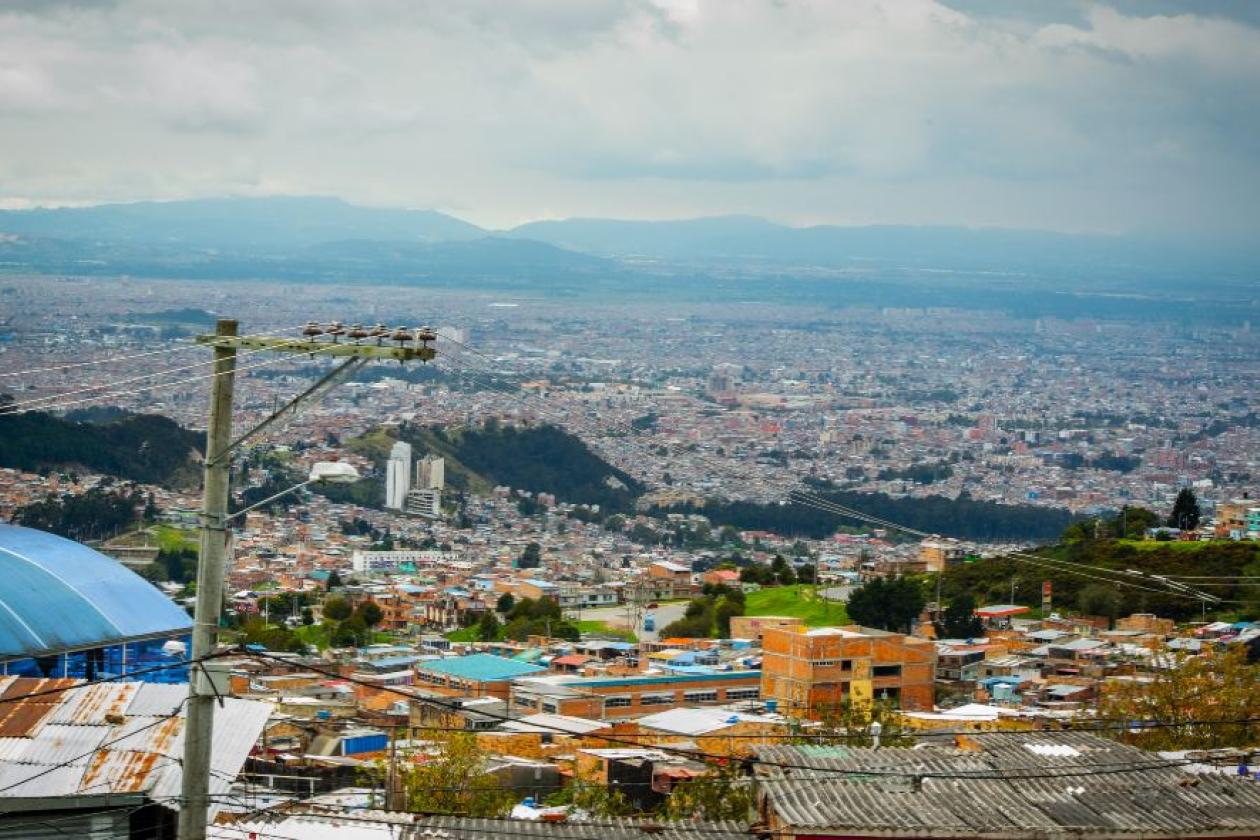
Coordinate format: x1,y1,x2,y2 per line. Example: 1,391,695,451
760,625,936,717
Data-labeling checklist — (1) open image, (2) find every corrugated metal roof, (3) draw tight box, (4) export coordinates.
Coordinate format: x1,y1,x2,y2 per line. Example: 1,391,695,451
125,682,188,717
45,682,139,725
0,523,192,659
0,677,269,820
211,813,750,839
757,736,1260,836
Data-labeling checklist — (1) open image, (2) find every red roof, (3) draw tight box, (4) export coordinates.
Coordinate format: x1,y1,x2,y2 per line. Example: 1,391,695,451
552,655,592,667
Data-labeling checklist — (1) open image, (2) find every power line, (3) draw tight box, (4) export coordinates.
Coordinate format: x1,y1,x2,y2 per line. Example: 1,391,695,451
237,650,1218,781
433,344,1222,606
0,325,313,414
0,340,205,379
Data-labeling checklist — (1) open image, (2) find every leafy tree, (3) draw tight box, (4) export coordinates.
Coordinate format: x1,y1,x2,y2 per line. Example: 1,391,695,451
1110,506,1159,539
477,610,502,641
846,576,925,633
1168,487,1202,530
322,596,352,622
326,570,343,590
356,601,384,628
386,730,515,817
934,593,983,639
1098,647,1260,750
796,564,817,585
518,541,542,569
545,779,636,816
240,617,305,653
300,607,314,626
331,614,368,647
771,555,797,586
662,764,753,821
13,484,144,540
805,699,913,747
495,593,516,613
1077,583,1122,627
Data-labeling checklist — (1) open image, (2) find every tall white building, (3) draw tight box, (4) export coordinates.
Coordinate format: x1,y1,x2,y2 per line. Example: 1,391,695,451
385,441,412,510
416,455,445,491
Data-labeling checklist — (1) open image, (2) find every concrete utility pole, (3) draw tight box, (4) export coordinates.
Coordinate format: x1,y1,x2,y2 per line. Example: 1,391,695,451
178,320,435,840
180,318,238,840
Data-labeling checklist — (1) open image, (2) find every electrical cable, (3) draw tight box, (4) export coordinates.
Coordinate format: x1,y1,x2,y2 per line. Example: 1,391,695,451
0,325,316,414
432,344,1225,606
237,650,1224,781
0,340,205,379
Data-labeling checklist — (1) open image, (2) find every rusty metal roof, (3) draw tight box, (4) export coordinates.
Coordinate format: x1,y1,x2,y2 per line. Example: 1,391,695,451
0,675,269,817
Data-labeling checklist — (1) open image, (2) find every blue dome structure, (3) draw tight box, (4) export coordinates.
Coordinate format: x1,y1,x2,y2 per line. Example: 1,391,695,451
0,523,193,660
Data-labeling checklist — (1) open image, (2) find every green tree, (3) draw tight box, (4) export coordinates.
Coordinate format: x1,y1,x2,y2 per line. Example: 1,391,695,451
1077,583,1122,628
356,601,384,628
326,570,343,590
322,596,353,622
518,541,542,569
1099,647,1260,750
846,576,925,633
545,779,636,816
300,607,314,626
387,730,515,816
662,764,753,821
1168,487,1202,530
331,614,368,647
477,610,502,641
1111,506,1159,539
495,592,516,613
934,593,984,639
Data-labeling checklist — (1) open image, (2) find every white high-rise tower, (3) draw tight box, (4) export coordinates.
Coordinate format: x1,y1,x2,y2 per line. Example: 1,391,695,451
385,441,412,510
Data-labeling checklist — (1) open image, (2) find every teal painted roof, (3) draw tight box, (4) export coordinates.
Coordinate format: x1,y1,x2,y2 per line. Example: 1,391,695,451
417,653,545,682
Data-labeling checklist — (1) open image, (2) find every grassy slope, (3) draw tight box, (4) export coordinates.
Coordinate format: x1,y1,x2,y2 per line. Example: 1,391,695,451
745,584,849,627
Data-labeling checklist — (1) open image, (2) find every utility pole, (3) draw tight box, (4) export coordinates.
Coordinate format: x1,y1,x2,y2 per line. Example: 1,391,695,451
179,318,238,840
178,320,435,840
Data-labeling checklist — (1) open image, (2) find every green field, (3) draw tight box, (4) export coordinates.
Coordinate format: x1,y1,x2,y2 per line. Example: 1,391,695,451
745,585,848,627
577,620,637,642
1116,539,1223,553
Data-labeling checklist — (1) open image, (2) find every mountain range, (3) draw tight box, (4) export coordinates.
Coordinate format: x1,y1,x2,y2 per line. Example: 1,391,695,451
0,196,1255,305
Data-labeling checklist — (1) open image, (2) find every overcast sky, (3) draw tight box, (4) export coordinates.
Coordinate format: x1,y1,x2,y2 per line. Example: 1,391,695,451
1,0,1257,236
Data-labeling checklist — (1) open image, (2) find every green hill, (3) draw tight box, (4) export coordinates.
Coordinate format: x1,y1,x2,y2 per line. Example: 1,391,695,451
0,410,202,487
345,421,643,512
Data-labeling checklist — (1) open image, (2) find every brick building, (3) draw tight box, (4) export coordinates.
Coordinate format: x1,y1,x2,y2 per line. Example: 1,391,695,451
760,625,935,717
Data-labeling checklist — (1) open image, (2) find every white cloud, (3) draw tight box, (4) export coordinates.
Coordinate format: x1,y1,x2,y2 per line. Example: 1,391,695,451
0,0,1255,235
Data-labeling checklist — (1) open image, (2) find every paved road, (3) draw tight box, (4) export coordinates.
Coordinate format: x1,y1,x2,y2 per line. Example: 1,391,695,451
577,601,688,642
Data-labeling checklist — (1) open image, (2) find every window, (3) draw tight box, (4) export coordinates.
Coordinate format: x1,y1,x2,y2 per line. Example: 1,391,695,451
684,690,718,703
725,688,760,700
541,701,558,714
812,659,839,667
605,696,632,708
639,693,674,706
873,665,902,679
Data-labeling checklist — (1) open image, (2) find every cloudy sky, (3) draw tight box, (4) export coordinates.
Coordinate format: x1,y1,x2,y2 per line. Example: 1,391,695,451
1,0,1257,236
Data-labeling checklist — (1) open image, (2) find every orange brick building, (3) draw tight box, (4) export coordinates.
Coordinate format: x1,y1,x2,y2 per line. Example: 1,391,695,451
760,625,935,718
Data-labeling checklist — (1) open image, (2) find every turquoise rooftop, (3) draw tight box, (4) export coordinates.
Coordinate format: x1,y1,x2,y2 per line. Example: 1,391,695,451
416,653,546,682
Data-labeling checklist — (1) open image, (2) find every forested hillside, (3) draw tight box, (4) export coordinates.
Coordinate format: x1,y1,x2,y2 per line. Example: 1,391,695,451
0,410,202,487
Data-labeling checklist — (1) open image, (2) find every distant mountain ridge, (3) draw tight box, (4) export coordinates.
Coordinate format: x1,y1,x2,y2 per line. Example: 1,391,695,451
0,196,485,248
505,215,1253,275
0,195,1254,292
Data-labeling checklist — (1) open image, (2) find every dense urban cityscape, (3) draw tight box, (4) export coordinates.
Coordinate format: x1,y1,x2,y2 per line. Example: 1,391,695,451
0,2,1258,839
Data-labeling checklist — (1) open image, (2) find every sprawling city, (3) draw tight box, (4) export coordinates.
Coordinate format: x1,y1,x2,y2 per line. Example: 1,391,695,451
0,3,1258,840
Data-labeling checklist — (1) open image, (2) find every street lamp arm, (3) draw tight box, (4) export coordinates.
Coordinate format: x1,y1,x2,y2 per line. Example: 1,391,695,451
226,479,315,522
209,356,368,467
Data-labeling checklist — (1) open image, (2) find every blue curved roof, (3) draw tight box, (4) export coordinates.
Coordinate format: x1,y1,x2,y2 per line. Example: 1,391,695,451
0,523,193,659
